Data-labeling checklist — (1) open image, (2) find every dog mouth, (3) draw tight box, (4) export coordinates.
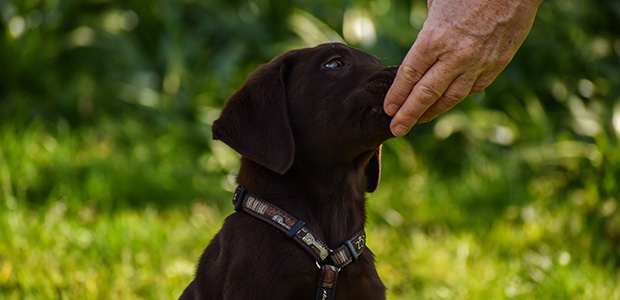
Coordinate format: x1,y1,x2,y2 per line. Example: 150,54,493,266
364,69,396,91
368,105,388,117
361,78,394,123
357,104,392,143
364,77,394,120
351,71,397,136
359,101,391,130
364,79,393,96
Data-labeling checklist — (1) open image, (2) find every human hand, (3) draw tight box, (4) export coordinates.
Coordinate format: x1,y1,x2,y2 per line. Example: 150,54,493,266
384,0,543,137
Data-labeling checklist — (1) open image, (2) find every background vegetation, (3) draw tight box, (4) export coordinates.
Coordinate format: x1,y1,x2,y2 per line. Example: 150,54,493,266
1,0,619,299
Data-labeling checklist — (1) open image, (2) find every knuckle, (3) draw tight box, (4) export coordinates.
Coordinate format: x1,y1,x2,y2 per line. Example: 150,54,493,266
416,84,443,105
442,91,466,104
399,65,424,84
451,50,472,64
451,43,477,63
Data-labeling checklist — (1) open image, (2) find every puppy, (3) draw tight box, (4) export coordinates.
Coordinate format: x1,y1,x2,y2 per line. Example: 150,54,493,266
181,43,397,300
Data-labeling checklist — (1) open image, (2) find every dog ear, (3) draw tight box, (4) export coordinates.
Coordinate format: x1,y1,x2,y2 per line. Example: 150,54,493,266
212,58,295,175
365,145,382,193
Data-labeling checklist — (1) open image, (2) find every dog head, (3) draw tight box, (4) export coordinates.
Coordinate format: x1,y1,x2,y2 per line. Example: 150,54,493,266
213,43,397,192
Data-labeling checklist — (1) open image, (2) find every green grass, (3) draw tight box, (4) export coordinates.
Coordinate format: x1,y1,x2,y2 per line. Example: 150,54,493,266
0,200,223,299
1,115,618,299
2,202,618,300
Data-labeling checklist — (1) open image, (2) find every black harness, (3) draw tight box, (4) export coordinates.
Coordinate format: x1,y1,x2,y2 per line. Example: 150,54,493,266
232,186,366,300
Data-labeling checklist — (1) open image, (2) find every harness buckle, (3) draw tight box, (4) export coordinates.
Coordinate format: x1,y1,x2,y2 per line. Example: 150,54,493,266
286,220,306,239
233,186,246,211
343,239,360,261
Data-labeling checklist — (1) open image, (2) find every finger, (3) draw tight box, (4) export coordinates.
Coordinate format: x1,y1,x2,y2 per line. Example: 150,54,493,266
384,42,437,117
418,72,478,123
389,62,458,136
470,68,503,94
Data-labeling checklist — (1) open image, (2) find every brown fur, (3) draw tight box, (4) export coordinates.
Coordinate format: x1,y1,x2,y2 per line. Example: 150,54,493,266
180,43,397,300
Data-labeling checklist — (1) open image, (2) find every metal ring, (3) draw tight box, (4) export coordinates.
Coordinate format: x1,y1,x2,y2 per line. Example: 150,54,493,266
315,261,322,269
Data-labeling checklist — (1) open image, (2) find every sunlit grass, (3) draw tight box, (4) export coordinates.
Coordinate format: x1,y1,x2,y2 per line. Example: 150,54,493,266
2,190,618,299
1,117,618,299
0,200,224,300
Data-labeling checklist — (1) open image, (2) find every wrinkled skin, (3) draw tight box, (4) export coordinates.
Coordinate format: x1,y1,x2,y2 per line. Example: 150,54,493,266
385,0,543,136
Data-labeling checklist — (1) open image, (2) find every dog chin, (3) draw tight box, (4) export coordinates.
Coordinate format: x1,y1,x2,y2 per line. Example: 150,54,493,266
361,105,393,140
369,105,388,117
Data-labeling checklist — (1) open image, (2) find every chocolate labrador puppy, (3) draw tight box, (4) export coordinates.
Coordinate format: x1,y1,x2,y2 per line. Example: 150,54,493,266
180,43,397,300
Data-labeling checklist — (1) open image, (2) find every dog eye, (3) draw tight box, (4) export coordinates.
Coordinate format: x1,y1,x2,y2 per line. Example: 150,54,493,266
324,59,343,68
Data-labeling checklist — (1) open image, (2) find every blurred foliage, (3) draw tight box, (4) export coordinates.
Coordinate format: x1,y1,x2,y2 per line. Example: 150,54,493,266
1,0,620,299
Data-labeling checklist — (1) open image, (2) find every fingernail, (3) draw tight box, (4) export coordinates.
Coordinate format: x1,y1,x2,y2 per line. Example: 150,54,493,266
385,104,399,116
392,124,409,137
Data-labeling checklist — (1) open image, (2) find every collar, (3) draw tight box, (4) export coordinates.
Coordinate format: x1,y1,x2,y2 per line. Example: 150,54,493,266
233,186,366,267
232,186,367,300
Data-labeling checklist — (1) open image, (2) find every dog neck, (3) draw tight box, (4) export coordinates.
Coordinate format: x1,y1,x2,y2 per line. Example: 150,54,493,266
236,157,368,248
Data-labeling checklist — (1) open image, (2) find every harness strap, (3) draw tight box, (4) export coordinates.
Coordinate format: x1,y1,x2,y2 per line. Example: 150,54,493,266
232,186,366,299
331,230,365,267
316,264,339,300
